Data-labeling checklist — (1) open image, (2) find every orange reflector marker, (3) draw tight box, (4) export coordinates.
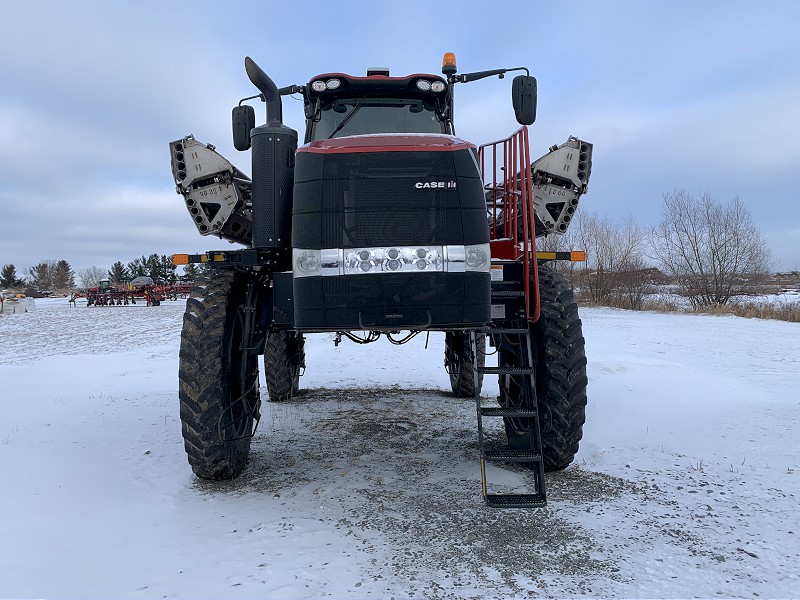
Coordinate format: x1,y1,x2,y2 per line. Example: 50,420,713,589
570,251,587,262
172,254,189,265
442,52,457,75
535,250,588,262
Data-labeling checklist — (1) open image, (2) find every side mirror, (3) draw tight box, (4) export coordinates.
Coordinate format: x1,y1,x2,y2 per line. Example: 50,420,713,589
512,75,537,125
232,105,256,151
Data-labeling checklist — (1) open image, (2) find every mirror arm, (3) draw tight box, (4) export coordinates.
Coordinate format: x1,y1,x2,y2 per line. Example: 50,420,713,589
456,66,530,84
238,93,264,106
279,84,304,96
237,85,303,108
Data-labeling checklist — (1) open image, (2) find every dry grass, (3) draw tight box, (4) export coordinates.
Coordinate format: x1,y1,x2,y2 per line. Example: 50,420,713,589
699,300,800,323
575,291,800,323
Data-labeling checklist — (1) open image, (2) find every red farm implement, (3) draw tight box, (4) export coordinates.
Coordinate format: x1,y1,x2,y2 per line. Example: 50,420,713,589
84,280,193,307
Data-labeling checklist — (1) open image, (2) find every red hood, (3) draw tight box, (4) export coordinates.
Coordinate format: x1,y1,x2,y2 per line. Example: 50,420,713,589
298,134,475,154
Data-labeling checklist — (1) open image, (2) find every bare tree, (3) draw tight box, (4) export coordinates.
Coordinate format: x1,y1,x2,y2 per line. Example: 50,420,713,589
571,212,650,307
651,190,772,306
79,266,106,289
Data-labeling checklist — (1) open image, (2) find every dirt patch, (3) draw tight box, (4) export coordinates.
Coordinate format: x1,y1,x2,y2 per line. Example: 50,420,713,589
197,386,635,596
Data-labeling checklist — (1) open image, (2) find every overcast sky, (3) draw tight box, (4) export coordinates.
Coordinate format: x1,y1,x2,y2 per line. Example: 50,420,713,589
1,0,799,277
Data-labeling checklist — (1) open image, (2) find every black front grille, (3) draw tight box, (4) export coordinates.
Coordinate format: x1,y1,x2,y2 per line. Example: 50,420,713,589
320,152,459,247
293,148,487,249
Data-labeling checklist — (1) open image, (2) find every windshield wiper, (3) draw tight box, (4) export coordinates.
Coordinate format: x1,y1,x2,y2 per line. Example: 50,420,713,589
327,101,363,139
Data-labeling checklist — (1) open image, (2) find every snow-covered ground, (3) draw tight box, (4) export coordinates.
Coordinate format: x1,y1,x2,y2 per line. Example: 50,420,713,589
1,298,798,598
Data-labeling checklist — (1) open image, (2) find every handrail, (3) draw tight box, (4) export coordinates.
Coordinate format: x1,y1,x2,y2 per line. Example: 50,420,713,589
479,126,540,323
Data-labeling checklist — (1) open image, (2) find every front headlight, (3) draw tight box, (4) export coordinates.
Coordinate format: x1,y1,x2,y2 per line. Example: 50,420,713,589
293,249,321,277
465,243,490,272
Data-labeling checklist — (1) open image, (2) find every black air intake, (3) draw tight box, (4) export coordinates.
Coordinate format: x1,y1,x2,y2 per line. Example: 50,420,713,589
251,124,297,248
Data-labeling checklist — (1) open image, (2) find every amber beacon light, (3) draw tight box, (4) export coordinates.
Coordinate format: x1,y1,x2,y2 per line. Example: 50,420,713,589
442,52,457,76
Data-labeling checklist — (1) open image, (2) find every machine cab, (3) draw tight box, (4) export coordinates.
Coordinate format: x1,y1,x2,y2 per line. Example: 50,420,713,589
303,71,453,142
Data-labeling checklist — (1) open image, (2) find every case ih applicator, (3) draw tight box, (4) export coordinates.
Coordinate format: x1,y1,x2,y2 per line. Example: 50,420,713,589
169,53,592,507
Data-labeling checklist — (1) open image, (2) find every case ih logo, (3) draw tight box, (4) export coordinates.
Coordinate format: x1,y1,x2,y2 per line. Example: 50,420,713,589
415,181,457,189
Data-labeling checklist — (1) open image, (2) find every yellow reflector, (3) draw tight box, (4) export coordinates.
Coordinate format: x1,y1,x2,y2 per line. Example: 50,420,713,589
213,254,225,262
570,251,587,262
172,254,189,265
200,255,209,263
536,251,556,260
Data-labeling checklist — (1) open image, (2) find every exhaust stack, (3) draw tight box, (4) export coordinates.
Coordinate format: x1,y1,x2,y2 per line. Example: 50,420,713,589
244,57,298,249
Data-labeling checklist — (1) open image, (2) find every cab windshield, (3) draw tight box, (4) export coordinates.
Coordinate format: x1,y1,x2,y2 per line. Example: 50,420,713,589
310,97,447,141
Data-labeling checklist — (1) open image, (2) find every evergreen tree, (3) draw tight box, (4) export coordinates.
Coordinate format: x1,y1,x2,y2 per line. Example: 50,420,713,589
127,256,148,278
123,253,180,283
147,253,161,282
159,254,178,284
108,261,129,286
1,264,25,288
53,260,76,290
180,263,200,282
28,261,54,290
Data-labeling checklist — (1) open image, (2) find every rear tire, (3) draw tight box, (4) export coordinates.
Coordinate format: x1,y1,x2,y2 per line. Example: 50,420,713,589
178,271,261,480
445,331,485,397
502,266,587,471
264,331,305,402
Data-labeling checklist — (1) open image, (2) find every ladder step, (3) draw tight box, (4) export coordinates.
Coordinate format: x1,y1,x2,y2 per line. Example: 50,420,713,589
485,493,547,508
480,407,538,418
478,327,528,334
490,290,525,297
484,448,542,463
478,366,533,375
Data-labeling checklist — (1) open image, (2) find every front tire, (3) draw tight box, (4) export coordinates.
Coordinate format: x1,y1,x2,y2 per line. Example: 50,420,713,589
445,331,485,397
178,271,261,480
502,266,588,471
264,331,305,402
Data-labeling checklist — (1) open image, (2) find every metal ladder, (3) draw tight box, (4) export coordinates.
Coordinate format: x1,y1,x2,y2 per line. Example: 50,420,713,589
471,264,547,508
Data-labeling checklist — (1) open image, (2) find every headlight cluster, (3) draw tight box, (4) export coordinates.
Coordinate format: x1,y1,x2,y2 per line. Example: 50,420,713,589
294,244,490,277
345,246,443,274
311,78,341,92
416,79,446,93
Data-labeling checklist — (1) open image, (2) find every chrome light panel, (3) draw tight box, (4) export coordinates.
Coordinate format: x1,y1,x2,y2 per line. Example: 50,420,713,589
293,243,490,277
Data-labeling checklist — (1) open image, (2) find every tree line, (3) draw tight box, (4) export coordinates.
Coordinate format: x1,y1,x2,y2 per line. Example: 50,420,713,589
2,190,779,307
542,190,775,308
1,260,76,291
1,254,204,292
